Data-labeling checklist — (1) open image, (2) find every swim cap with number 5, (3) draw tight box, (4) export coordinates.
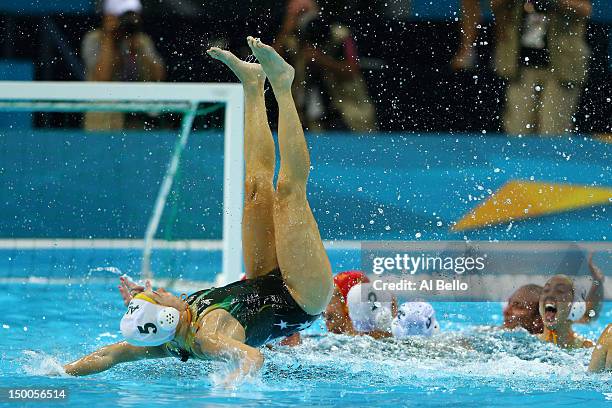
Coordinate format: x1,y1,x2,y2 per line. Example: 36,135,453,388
120,293,180,346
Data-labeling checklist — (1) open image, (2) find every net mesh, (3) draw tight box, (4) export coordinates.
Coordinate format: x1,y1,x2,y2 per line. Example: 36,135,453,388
0,84,241,287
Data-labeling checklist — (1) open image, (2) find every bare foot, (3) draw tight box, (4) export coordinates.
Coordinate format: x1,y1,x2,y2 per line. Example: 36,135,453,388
207,47,266,89
246,36,294,92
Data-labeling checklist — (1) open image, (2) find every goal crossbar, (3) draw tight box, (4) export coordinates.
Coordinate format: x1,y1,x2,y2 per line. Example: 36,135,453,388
0,81,245,285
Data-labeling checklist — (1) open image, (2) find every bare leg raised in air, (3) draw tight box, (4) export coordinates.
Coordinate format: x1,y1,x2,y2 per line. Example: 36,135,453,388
64,38,332,383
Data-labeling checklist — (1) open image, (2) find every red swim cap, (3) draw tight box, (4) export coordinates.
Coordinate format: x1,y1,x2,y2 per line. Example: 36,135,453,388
334,271,369,302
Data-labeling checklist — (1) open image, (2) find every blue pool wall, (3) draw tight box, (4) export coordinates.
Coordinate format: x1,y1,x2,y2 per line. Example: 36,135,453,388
1,130,610,242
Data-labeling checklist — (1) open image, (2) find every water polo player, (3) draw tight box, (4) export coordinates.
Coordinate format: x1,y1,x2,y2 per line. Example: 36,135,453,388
322,270,372,335
534,273,612,371
536,274,594,348
344,281,396,338
64,37,333,384
503,253,604,334
322,271,439,339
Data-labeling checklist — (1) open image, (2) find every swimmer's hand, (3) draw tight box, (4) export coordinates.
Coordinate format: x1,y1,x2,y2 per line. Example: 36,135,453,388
196,332,264,388
588,324,612,372
218,352,263,389
578,253,605,323
279,333,302,346
118,277,149,306
588,252,605,283
220,362,261,389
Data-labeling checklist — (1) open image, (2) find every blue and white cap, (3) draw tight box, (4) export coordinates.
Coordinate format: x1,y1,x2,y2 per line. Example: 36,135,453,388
391,302,440,338
346,282,393,333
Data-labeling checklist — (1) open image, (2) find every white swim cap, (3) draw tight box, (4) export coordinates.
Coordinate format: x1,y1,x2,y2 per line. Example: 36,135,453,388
104,0,142,16
391,302,440,338
346,282,393,333
568,297,586,322
120,293,180,346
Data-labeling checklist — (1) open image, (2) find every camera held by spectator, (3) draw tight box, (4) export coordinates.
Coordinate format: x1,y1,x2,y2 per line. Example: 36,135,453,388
274,0,377,132
493,0,592,135
82,0,166,130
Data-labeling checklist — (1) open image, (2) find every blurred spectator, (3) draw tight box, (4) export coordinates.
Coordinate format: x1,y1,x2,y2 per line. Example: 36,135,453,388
274,0,377,132
451,0,482,71
493,0,592,135
82,0,166,130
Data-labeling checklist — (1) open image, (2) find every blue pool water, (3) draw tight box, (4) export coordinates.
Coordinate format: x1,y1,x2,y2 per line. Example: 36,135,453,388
1,250,611,407
1,130,610,406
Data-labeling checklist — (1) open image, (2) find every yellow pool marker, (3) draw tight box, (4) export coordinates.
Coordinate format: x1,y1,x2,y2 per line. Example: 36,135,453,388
452,180,612,232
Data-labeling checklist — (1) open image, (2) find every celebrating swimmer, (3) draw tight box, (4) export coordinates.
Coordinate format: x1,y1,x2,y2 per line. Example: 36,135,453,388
536,274,594,348
64,37,333,384
503,253,604,334
535,273,612,372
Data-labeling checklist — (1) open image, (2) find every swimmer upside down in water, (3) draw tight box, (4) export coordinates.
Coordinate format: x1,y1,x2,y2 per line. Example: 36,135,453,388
64,37,334,384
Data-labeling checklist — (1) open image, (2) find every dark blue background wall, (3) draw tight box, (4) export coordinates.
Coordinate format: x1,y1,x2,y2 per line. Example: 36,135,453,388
1,1,611,22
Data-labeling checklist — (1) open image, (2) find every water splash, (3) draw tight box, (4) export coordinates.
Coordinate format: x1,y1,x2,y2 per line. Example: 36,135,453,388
21,350,68,377
89,266,124,276
88,266,139,285
260,328,609,394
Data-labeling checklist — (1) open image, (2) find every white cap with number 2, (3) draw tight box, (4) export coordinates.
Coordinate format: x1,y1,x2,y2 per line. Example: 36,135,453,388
391,301,440,338
120,293,180,346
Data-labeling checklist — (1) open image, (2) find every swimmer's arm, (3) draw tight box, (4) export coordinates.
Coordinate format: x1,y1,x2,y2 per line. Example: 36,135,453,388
279,333,302,346
362,330,393,339
578,253,605,324
588,324,612,372
63,341,169,376
265,333,302,350
195,332,264,385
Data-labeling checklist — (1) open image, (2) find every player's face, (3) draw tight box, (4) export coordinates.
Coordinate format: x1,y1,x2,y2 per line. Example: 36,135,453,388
504,296,542,334
539,277,574,330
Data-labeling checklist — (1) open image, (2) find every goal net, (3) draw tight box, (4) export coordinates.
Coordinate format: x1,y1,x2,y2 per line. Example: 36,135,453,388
0,81,244,287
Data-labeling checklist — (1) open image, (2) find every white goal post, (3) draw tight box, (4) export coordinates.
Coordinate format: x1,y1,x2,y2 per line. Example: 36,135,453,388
0,81,245,285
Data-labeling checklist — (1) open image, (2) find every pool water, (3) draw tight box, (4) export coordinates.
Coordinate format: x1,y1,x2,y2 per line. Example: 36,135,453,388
1,262,611,407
